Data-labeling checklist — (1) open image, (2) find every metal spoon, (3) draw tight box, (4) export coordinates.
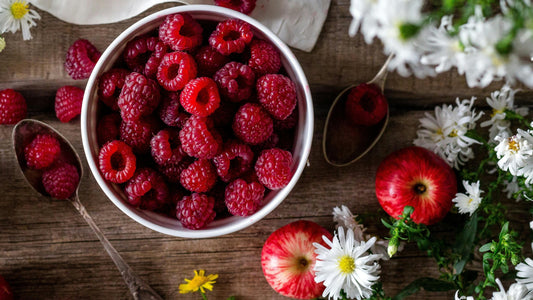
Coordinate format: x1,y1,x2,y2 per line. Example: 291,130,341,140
12,119,163,300
322,55,393,167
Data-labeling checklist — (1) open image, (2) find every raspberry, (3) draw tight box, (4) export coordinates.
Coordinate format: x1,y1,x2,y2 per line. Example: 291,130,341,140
24,134,61,170
248,39,281,76
98,68,130,110
225,178,264,216
213,141,254,182
158,91,190,128
273,107,298,130
42,162,80,199
214,0,257,15
157,51,197,91
180,77,220,117
150,129,186,165
125,168,169,211
123,35,168,79
180,159,217,193
55,86,84,122
213,61,255,102
159,13,203,51
97,113,121,145
194,45,230,77
176,193,216,229
257,74,297,120
232,103,273,145
209,19,253,55
158,157,193,183
345,83,388,126
98,140,137,184
179,115,222,159
0,89,26,124
118,72,161,122
65,39,101,80
255,148,293,190
120,116,160,154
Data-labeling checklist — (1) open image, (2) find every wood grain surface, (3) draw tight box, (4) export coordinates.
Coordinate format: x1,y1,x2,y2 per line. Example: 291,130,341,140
1,1,532,299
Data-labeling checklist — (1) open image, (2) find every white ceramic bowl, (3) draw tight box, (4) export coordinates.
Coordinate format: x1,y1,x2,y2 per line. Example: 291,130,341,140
81,5,313,238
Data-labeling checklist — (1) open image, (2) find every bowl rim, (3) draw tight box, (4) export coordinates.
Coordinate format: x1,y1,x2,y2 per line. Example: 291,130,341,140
81,4,314,238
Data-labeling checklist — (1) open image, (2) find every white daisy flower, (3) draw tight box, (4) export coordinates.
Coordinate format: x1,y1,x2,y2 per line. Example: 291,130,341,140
414,97,482,169
371,0,435,78
0,0,40,40
494,132,533,176
455,290,474,300
452,180,483,216
516,258,533,294
314,227,382,300
515,129,533,184
418,16,465,74
349,0,381,44
481,85,528,141
491,278,532,300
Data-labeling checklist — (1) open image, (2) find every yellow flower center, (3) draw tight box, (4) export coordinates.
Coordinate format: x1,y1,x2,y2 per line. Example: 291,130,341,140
449,129,458,137
509,138,519,152
10,1,29,20
338,255,356,274
491,108,504,118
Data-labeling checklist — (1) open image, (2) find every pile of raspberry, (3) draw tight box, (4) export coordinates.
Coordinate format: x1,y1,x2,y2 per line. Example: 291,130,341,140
23,133,80,200
95,13,299,230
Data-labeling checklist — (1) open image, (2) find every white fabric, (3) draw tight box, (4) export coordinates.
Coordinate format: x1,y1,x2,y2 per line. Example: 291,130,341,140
29,0,330,52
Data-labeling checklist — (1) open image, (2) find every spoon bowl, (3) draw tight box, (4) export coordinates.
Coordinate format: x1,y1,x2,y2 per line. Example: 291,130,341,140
12,119,163,300
322,55,392,167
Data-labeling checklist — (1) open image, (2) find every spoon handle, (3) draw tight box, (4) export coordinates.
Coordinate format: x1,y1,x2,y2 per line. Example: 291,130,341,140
367,54,393,92
69,195,163,300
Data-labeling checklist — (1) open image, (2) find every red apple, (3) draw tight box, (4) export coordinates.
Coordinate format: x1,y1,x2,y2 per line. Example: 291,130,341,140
261,220,332,299
375,146,457,225
345,83,388,126
0,275,13,300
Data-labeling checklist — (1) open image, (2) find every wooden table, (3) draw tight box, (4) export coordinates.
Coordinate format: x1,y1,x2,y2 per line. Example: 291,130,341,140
1,1,528,299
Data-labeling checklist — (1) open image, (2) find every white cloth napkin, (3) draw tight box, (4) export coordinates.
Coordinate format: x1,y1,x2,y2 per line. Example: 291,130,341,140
29,0,330,52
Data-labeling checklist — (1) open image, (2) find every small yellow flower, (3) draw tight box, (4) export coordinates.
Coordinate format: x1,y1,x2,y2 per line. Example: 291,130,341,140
179,270,218,294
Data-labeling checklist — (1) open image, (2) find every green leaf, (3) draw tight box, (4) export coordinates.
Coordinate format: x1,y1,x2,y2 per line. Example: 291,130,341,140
392,278,456,300
453,213,478,274
399,23,421,40
479,243,492,252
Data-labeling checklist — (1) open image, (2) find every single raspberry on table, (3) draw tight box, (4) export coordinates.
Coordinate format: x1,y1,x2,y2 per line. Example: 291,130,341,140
42,162,80,199
255,148,293,190
24,133,61,170
194,45,230,77
65,39,101,80
125,168,169,211
232,103,273,145
117,72,161,122
180,77,220,117
180,159,217,193
120,116,161,154
225,178,265,216
176,193,216,230
213,61,255,102
213,140,254,182
98,140,136,184
247,39,281,76
123,35,168,79
156,51,197,92
97,113,121,145
98,68,130,110
209,19,253,55
257,74,297,120
150,129,186,166
159,13,203,51
158,91,190,128
345,83,388,126
179,115,222,159
214,0,257,15
55,86,84,123
0,89,26,124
